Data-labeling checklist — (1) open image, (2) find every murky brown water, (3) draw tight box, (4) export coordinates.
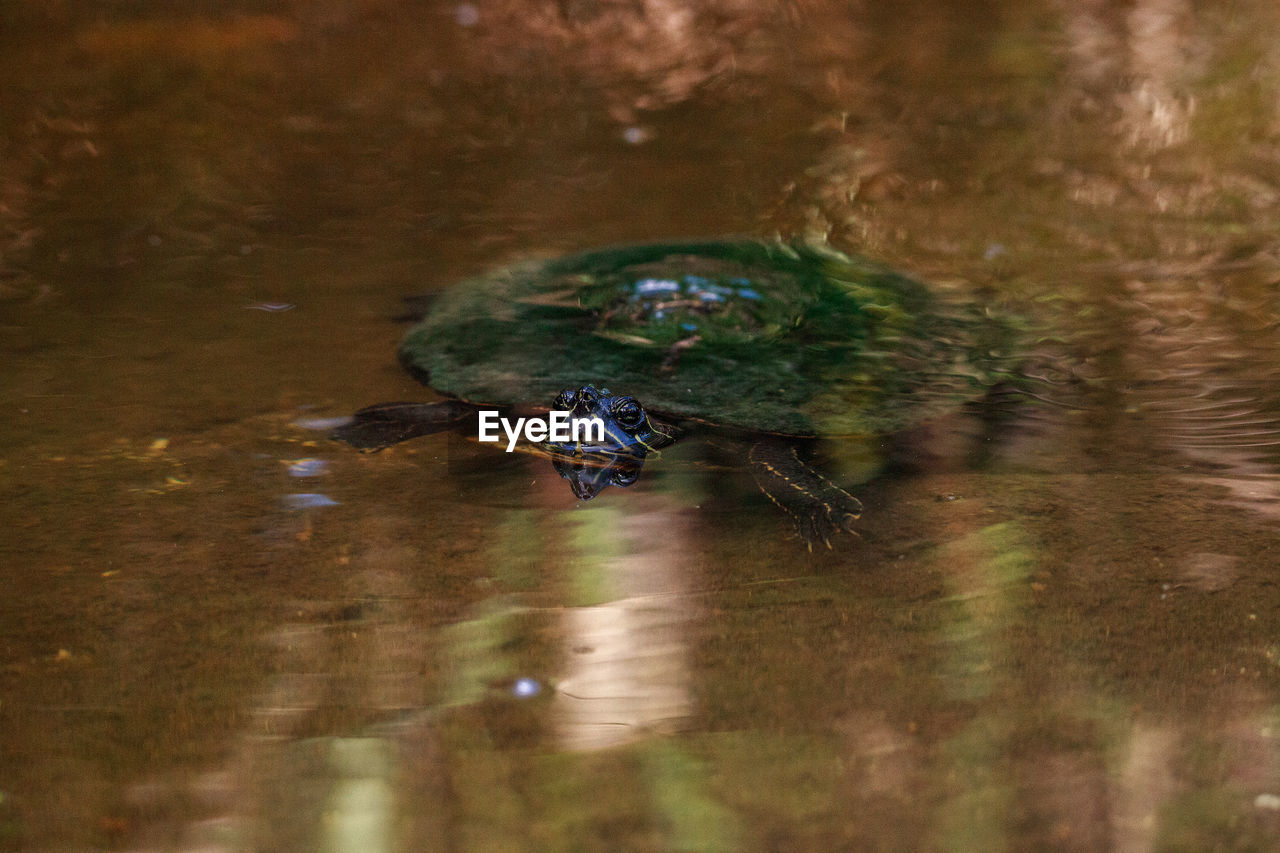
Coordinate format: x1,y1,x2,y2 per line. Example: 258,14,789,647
4,1,1280,850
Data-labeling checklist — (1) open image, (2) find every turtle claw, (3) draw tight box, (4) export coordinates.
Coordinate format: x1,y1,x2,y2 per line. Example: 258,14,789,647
749,440,864,549
790,506,850,551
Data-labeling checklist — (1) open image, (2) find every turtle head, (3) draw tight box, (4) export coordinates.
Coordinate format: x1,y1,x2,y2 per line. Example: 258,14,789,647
550,385,675,455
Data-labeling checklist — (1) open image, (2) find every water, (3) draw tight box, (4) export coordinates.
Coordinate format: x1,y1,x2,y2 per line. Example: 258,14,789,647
3,1,1280,849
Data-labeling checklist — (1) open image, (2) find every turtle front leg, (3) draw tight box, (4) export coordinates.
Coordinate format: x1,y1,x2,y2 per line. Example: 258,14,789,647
330,400,474,450
748,440,863,550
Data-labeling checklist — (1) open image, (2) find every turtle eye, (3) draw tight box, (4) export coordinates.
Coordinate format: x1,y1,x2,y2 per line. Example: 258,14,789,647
553,388,577,410
612,397,644,429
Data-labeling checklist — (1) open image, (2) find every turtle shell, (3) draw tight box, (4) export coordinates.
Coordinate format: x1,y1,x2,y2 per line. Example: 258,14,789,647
400,240,1003,436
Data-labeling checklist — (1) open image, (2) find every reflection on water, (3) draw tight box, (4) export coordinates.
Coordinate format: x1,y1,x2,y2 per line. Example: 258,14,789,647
553,498,696,752
4,0,1280,849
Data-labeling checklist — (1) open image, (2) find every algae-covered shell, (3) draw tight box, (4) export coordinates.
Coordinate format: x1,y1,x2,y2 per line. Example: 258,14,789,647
400,239,1003,436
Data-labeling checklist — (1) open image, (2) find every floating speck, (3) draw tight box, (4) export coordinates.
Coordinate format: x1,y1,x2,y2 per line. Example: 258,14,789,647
293,416,353,431
246,302,295,312
147,234,162,247
283,493,339,509
455,3,479,26
1255,793,1280,811
512,677,541,698
622,126,652,145
984,243,1007,261
287,458,329,477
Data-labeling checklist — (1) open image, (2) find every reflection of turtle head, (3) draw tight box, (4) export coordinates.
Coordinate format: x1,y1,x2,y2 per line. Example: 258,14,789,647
550,385,675,455
551,450,645,501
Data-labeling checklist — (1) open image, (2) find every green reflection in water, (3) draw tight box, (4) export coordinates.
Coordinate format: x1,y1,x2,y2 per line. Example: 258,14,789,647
934,522,1034,702
0,789,21,847
929,523,1029,851
933,718,1016,853
490,509,545,593
435,717,681,851
434,727,858,852
322,738,395,853
563,503,630,608
641,741,742,853
693,732,844,834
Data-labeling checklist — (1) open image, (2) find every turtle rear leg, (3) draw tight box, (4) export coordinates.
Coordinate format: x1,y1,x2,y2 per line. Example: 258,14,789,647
748,440,863,550
330,400,474,450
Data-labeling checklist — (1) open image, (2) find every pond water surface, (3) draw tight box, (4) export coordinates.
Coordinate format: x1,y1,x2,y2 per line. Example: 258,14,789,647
4,1,1280,850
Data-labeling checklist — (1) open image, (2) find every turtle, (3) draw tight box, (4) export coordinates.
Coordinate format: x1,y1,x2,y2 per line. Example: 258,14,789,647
333,239,1014,547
